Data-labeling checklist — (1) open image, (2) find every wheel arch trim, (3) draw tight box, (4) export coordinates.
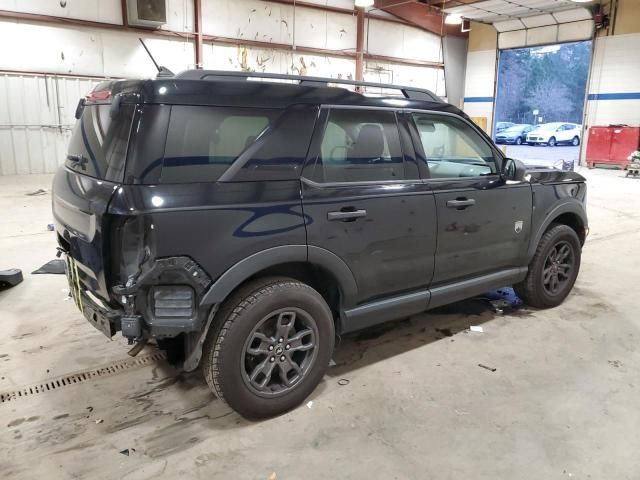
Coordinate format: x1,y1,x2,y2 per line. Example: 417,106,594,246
199,245,358,308
528,201,587,259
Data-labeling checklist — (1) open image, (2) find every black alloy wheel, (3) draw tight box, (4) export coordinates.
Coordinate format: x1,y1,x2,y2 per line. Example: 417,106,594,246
242,308,318,397
542,241,574,296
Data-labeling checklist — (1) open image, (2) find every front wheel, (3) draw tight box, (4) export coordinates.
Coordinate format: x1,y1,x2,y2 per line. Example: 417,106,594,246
548,136,557,147
202,277,334,419
514,224,581,308
516,136,523,145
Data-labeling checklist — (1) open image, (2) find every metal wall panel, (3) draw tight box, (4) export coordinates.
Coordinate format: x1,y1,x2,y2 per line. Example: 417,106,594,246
585,33,640,127
0,72,102,175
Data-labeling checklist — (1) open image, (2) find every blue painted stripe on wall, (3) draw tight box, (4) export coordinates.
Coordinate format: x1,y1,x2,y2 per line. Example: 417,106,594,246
588,92,640,100
463,96,494,103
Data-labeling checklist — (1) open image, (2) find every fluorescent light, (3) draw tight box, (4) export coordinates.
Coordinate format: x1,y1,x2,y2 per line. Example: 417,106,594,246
445,14,463,25
570,0,592,2
355,0,374,7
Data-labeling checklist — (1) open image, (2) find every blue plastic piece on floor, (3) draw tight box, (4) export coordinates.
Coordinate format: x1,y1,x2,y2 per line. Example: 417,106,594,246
483,287,523,306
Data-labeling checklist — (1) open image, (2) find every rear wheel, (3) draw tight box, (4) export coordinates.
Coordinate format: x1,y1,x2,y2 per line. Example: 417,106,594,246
202,277,334,419
548,136,557,147
572,136,580,146
514,224,581,308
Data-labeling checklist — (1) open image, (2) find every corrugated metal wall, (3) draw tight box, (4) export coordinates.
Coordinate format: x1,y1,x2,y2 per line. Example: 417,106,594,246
0,72,102,175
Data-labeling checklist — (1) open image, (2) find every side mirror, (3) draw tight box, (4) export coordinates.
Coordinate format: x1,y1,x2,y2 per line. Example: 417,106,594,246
502,157,527,182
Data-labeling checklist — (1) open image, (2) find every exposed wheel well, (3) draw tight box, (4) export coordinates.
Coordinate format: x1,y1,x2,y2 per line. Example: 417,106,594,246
550,213,586,245
245,262,342,321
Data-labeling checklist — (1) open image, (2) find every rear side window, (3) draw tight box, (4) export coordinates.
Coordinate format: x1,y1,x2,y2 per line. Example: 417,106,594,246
160,106,280,183
314,109,404,183
66,104,135,182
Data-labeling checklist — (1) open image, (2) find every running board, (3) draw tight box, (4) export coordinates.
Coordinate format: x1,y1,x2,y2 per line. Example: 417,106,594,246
340,267,527,334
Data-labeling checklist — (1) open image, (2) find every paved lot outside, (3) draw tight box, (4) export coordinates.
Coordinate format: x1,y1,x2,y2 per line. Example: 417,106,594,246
1,168,639,480
498,145,581,168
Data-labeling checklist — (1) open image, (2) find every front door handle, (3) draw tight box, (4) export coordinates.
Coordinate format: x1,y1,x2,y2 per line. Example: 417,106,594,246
327,209,367,221
446,198,476,209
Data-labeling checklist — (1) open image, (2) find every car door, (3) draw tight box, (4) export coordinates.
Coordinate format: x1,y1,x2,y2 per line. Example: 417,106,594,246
557,124,571,142
408,111,532,286
301,107,437,307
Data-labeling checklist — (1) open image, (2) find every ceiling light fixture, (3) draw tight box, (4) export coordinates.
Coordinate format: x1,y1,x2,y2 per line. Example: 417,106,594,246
445,13,463,25
570,0,593,3
354,0,374,8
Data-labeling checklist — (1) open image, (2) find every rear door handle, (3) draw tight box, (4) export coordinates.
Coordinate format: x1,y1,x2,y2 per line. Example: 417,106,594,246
327,209,367,221
446,198,476,209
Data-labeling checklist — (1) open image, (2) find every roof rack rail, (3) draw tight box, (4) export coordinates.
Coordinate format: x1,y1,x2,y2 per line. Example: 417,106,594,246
175,69,442,102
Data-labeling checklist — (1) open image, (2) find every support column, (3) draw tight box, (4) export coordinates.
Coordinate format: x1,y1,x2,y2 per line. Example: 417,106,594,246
194,0,204,69
355,8,365,85
120,0,128,26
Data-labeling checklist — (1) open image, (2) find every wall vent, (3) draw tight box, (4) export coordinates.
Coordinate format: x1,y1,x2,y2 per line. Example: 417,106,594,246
128,0,167,28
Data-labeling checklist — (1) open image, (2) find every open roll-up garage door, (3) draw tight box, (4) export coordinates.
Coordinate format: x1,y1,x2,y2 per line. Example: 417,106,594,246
446,1,596,167
494,8,594,49
443,2,595,48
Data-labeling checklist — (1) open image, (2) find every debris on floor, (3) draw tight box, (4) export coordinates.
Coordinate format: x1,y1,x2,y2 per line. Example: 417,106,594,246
435,327,453,337
0,268,23,288
306,401,313,409
25,188,48,196
469,325,484,333
478,363,497,372
482,287,523,314
119,448,135,456
608,360,623,368
337,379,350,386
47,223,55,231
31,259,66,275
267,473,277,480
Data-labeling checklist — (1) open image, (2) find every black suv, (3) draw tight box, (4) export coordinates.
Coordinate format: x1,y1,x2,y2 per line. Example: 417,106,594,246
53,70,588,418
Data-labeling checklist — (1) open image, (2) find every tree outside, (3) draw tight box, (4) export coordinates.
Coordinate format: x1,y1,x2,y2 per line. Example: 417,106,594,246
495,41,592,127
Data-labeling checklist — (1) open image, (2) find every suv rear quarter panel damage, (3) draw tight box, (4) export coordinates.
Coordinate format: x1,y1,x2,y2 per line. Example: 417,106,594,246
108,180,308,291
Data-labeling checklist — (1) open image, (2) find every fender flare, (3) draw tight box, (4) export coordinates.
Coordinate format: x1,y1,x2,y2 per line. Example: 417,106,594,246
200,245,358,307
528,200,587,259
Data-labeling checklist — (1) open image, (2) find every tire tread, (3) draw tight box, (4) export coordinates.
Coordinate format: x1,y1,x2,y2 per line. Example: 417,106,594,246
514,223,580,308
202,277,330,415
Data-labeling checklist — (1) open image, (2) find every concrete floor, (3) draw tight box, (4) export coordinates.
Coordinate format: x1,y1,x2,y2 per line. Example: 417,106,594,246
1,167,639,479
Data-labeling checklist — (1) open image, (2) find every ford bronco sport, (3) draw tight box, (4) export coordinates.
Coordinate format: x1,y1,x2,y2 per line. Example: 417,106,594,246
52,70,588,418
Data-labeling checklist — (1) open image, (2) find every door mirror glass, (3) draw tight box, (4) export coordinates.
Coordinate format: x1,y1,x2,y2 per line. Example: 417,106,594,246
502,157,527,182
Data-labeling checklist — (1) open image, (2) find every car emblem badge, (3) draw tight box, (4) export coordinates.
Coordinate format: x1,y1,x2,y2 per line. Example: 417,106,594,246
514,221,523,233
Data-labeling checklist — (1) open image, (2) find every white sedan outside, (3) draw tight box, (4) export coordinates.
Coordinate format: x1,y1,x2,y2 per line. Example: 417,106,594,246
526,122,582,146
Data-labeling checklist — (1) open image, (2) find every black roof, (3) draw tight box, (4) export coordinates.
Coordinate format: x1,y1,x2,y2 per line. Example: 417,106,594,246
102,69,461,114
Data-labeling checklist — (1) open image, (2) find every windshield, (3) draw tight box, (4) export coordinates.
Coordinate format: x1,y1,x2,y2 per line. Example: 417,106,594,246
503,125,525,134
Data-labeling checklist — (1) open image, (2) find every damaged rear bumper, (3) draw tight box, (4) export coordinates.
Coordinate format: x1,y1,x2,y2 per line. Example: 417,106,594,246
67,255,212,340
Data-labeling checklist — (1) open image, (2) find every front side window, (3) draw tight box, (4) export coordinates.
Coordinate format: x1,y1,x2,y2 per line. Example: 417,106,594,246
314,109,404,183
412,113,498,179
161,106,280,183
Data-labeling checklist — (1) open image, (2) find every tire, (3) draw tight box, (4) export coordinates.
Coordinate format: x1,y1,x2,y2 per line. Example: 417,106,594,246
514,224,581,309
202,277,334,419
572,136,580,146
548,136,557,147
516,137,523,145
